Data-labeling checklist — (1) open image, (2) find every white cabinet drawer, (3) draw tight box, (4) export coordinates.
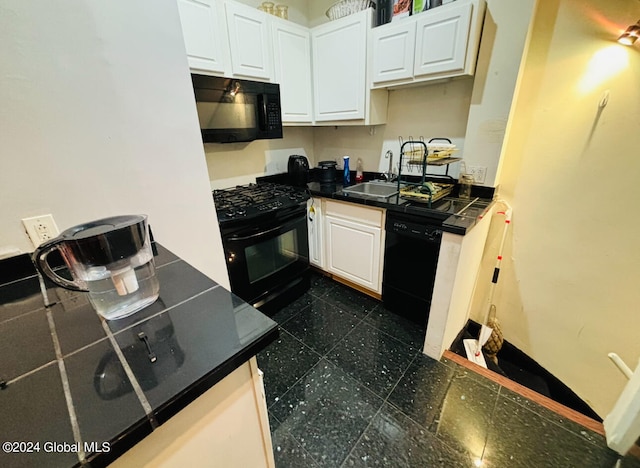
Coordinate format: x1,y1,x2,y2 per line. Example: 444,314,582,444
324,199,384,227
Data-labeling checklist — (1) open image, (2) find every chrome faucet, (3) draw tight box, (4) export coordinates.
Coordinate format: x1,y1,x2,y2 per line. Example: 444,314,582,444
382,150,396,182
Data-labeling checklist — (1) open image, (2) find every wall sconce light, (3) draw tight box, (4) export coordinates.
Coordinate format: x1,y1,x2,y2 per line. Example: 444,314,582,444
618,20,640,45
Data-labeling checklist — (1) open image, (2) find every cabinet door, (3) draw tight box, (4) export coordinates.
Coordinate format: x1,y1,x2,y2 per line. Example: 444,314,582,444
272,20,313,123
225,1,273,80
311,10,367,121
177,0,228,74
324,215,382,292
371,21,416,85
414,1,473,77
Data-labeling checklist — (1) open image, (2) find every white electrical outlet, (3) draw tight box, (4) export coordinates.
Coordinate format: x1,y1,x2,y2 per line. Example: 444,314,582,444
22,214,60,248
467,166,487,184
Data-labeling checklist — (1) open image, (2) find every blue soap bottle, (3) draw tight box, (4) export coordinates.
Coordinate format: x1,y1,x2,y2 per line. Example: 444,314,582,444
343,155,350,185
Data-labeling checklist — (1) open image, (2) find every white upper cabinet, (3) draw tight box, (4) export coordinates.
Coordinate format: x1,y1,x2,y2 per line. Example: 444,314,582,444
177,0,229,75
370,0,485,88
311,8,387,125
371,20,416,84
224,1,273,81
414,1,472,77
311,10,368,122
271,19,313,123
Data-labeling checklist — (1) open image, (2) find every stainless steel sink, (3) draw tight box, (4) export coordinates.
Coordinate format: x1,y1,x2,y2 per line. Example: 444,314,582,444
342,181,399,200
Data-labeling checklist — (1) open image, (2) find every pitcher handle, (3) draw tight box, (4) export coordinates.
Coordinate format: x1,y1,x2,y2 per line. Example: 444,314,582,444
33,239,86,292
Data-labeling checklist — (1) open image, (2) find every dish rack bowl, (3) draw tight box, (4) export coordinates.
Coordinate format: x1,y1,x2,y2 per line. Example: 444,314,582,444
326,0,373,20
403,147,458,165
400,183,454,204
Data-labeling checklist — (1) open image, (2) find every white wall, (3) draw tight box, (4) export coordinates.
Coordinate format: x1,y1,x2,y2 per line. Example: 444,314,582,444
0,0,230,288
462,0,536,186
492,0,640,416
312,80,474,176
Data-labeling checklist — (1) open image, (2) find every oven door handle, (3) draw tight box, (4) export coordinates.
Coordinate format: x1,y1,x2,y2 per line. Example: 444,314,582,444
227,214,302,242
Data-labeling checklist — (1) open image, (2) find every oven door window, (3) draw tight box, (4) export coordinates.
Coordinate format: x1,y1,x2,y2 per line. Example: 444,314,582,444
245,229,299,284
224,210,309,306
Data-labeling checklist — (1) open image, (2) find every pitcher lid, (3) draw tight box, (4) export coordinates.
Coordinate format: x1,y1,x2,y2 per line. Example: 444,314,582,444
58,215,149,266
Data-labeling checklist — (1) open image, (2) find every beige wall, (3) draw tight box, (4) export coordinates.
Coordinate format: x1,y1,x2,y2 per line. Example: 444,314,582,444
204,127,315,187
0,0,230,288
312,79,474,176
486,0,640,416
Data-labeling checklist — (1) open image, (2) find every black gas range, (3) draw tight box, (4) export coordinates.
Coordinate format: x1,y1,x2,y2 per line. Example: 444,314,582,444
213,182,310,228
212,183,311,315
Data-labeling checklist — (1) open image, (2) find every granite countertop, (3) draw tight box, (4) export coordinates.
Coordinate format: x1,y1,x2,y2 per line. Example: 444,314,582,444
258,171,495,235
307,180,494,235
0,244,278,468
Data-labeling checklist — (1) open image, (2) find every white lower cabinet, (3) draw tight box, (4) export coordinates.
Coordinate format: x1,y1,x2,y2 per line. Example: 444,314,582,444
323,200,385,294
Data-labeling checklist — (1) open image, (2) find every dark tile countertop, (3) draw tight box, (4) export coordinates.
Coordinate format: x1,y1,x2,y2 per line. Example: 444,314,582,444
259,172,495,235
0,244,278,468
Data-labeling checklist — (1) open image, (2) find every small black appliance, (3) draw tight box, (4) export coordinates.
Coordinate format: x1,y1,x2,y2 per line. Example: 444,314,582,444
318,160,337,184
288,155,309,187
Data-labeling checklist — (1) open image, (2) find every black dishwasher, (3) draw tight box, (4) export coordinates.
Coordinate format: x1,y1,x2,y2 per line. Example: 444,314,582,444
382,211,443,326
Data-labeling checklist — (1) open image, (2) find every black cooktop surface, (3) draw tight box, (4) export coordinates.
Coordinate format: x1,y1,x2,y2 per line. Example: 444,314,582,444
213,182,309,224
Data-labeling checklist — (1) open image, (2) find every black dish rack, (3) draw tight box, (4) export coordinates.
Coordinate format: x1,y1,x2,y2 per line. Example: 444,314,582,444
396,137,461,207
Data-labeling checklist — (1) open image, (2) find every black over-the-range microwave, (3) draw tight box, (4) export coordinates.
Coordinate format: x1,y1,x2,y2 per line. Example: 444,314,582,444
191,74,283,143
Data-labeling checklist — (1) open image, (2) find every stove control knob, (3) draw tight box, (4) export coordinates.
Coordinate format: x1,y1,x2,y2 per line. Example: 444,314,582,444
226,210,236,218
237,209,247,216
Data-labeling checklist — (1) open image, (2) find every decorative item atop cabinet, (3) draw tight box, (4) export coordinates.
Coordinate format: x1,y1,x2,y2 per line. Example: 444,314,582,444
326,0,374,21
371,0,486,87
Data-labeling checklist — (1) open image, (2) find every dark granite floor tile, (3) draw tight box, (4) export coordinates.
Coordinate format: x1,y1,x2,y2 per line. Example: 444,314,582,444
448,358,501,393
499,386,606,446
364,305,426,348
620,453,640,468
344,402,474,467
49,301,106,356
257,329,322,407
0,363,78,468
387,354,456,427
308,272,338,298
388,353,499,458
321,283,380,319
282,299,362,355
483,396,619,468
269,410,281,433
326,322,417,399
272,424,321,468
271,292,315,325
270,359,384,467
0,308,56,380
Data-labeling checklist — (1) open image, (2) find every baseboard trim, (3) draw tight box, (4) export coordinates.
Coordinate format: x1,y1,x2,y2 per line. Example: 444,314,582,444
311,267,381,301
443,350,605,436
